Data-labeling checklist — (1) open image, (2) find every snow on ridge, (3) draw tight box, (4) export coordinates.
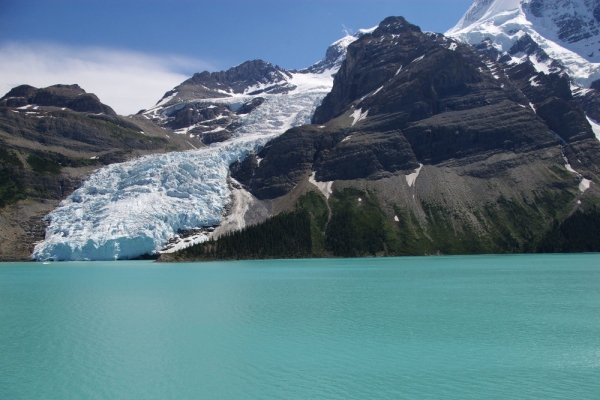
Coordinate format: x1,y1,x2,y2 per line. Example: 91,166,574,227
586,116,600,143
406,164,423,187
309,171,333,199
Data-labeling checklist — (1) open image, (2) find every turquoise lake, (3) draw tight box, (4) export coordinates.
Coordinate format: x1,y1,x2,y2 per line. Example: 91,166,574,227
1,254,599,399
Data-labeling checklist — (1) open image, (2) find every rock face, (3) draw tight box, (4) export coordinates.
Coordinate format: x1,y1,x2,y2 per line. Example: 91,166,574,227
251,16,582,197
155,60,295,107
1,84,116,115
222,15,600,257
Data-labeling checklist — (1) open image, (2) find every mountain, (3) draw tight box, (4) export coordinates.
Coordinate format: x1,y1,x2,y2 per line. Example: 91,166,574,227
17,11,600,262
0,85,193,260
30,34,362,261
162,15,600,261
446,0,600,125
446,0,600,87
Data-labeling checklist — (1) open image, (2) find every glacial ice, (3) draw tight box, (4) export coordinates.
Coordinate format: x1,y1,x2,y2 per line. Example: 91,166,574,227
32,69,338,261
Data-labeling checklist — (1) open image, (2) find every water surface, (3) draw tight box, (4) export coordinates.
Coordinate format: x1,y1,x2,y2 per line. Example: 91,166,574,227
1,254,599,399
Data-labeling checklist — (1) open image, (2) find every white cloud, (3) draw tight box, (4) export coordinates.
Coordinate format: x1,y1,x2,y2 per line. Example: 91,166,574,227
0,42,213,115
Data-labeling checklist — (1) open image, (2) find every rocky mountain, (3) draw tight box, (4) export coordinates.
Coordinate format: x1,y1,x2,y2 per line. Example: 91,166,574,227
139,33,367,148
11,8,600,262
446,0,600,123
30,34,361,261
447,0,600,85
1,84,116,115
163,14,600,261
0,85,193,260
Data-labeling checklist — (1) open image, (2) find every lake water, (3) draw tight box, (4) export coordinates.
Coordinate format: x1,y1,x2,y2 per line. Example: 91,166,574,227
1,254,599,399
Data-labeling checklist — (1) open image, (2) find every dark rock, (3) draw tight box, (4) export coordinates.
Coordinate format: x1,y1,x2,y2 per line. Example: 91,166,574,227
252,15,600,201
230,153,259,188
201,130,232,145
156,60,294,104
0,84,116,115
167,103,232,130
250,126,349,199
315,130,419,181
1,84,38,100
236,97,265,114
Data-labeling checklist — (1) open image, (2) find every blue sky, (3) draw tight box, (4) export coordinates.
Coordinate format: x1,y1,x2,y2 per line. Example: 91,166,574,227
0,0,474,114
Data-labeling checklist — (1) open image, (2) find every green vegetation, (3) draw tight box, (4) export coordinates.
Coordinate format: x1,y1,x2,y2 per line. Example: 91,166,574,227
294,190,329,256
537,206,600,253
0,148,24,167
167,209,312,261
0,148,26,208
26,153,62,174
0,166,26,208
165,182,590,261
325,188,386,256
26,151,100,174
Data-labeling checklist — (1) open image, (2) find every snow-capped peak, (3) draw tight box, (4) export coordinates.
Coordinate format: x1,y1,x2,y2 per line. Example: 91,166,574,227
305,29,368,74
447,0,600,88
450,0,523,32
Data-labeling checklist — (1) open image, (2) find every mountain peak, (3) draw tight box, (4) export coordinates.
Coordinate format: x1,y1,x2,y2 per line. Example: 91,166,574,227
373,16,421,36
447,0,600,87
0,83,115,114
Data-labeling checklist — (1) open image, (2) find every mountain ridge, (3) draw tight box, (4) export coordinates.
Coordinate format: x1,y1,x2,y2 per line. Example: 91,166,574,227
3,6,600,261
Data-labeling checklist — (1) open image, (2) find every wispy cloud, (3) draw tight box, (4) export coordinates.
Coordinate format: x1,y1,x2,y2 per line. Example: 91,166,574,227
0,42,214,115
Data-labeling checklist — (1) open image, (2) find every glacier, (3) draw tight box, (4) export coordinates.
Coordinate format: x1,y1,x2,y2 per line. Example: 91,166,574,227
32,60,351,260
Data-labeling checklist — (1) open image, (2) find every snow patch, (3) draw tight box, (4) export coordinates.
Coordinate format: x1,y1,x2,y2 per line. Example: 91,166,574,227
579,178,591,193
411,55,425,64
563,152,592,193
156,92,178,107
406,163,423,187
309,171,333,199
448,42,458,51
529,76,540,87
350,108,368,126
394,215,399,222
586,116,600,142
